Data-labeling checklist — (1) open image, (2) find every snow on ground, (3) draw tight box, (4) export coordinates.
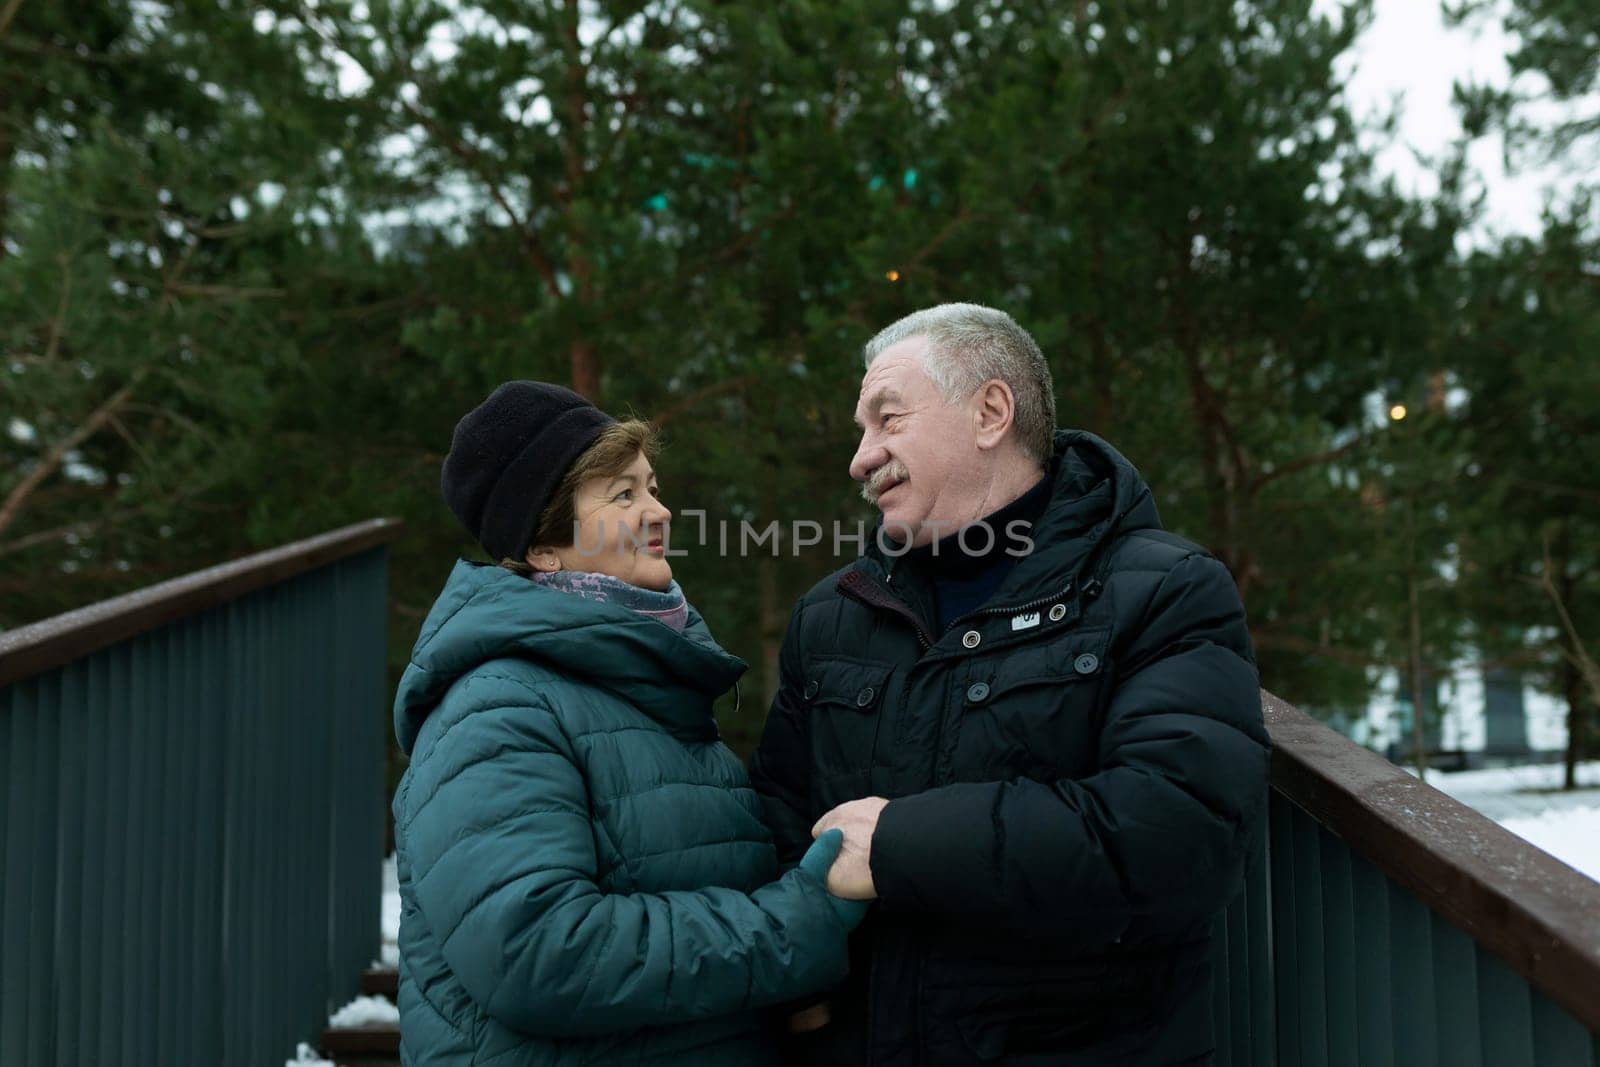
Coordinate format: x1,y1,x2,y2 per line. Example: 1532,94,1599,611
329,994,401,1027
380,853,400,968
1421,760,1600,798
312,856,403,1047
1498,808,1600,886
285,1042,334,1067
1420,760,1600,883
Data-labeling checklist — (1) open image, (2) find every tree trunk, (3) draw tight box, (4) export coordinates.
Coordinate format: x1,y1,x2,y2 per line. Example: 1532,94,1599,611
1085,220,1114,436
1408,569,1429,777
571,338,600,403
1548,521,1591,791
1168,234,1256,596
0,82,13,260
1561,653,1584,791
558,0,597,405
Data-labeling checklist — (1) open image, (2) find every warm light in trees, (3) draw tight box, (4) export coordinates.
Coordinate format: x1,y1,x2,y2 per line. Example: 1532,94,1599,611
885,270,900,282
1390,404,1407,421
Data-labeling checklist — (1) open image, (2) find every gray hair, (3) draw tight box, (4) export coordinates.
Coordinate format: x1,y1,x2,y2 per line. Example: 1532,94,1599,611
863,303,1057,466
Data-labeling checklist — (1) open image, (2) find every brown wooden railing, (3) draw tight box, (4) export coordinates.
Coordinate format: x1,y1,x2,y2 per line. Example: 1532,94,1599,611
1211,693,1600,1066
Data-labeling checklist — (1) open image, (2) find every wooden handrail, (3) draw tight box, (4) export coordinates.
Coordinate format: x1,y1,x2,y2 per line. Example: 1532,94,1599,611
1266,691,1600,1031
0,518,404,688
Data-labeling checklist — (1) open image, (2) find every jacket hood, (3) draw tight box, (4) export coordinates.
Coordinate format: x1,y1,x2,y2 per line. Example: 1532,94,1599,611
1029,428,1159,554
394,560,747,755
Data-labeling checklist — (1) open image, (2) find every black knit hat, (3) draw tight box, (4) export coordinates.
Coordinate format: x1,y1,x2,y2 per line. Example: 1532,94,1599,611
441,381,615,560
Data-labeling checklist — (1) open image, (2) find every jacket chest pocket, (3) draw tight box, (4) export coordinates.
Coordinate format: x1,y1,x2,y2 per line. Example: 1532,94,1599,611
803,656,893,788
947,627,1111,783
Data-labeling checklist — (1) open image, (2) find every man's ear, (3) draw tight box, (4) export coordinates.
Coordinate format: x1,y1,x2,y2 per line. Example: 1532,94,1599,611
973,379,1016,450
524,545,563,573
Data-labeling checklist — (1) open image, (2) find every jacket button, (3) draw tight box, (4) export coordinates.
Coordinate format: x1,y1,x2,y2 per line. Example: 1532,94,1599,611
966,682,990,703
1074,653,1100,675
803,680,819,699
855,686,875,707
1049,604,1067,621
962,630,982,648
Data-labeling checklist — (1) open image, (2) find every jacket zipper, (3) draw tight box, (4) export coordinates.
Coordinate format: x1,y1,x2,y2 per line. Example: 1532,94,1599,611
837,569,934,649
836,570,1085,1065
835,567,920,1065
941,579,1077,636
933,579,1080,788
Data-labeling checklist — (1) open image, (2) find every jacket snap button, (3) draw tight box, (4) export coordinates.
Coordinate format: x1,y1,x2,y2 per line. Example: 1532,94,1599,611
962,630,981,649
803,680,819,700
966,681,990,703
855,686,875,707
1074,653,1100,675
1049,603,1067,622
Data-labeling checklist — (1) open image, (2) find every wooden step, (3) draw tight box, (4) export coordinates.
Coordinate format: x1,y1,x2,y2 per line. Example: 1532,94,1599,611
361,966,398,999
324,974,401,1059
322,1022,400,1057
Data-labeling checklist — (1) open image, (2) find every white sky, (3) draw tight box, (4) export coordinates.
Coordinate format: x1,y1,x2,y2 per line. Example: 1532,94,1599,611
1330,0,1595,246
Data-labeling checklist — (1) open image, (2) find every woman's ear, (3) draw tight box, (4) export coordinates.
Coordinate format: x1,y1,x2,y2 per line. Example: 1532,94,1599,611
524,545,563,573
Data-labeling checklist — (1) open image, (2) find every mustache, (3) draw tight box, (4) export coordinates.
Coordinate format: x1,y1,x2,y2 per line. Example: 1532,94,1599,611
860,460,909,506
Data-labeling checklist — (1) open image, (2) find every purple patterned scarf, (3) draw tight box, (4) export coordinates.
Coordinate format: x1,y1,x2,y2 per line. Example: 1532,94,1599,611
531,571,690,633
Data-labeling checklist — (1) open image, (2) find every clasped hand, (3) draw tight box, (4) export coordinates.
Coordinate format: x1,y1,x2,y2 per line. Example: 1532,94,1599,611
809,796,888,900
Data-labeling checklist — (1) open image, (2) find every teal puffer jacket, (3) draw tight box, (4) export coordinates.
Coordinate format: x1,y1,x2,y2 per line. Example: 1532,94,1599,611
392,561,852,1066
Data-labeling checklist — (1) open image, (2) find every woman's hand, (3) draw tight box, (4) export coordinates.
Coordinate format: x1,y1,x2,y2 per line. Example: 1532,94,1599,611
811,797,888,899
797,829,870,929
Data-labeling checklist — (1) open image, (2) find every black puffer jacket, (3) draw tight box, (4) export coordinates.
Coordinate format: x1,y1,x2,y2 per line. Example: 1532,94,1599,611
750,431,1268,1066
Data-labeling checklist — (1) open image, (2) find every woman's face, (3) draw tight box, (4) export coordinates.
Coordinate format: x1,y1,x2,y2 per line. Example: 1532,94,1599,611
534,450,674,591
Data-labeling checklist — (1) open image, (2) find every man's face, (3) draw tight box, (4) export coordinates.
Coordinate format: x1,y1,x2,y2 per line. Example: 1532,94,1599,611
849,337,983,546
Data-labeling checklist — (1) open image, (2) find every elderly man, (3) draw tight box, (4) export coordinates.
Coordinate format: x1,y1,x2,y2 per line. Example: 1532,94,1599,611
750,303,1268,1065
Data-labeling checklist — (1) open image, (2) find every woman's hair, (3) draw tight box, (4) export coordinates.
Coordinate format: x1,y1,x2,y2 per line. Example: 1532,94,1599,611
499,418,659,575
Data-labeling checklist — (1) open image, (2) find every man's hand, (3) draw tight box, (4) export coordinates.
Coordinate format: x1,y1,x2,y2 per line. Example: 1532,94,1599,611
786,1001,832,1033
811,797,889,900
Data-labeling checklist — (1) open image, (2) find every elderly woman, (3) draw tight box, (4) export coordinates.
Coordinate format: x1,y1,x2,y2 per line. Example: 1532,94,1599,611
392,382,862,1066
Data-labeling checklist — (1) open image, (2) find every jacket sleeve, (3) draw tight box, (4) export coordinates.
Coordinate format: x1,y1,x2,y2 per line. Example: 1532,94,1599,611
748,602,817,871
399,679,851,1037
869,552,1268,947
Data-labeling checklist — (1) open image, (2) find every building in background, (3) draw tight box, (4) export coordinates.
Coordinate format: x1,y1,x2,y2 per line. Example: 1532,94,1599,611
1321,660,1569,771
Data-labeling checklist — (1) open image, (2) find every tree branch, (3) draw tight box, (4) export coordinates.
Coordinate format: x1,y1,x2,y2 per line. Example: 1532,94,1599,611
165,282,287,300
0,0,26,40
0,375,143,539
42,252,71,360
1536,530,1600,707
1249,627,1404,671
1249,432,1367,494
898,206,974,275
650,375,757,430
292,2,565,302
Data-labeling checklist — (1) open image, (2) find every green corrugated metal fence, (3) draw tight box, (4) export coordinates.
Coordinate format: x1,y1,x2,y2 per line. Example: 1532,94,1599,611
0,542,390,1067
1212,787,1600,1067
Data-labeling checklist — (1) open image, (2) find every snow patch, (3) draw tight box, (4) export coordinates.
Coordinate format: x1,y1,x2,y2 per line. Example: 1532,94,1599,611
1500,807,1600,884
381,852,400,967
285,1042,333,1067
329,994,400,1027
1421,760,1600,796
1417,761,1600,885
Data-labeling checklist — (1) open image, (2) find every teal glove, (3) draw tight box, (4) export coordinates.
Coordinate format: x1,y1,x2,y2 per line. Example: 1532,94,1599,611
797,829,871,930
